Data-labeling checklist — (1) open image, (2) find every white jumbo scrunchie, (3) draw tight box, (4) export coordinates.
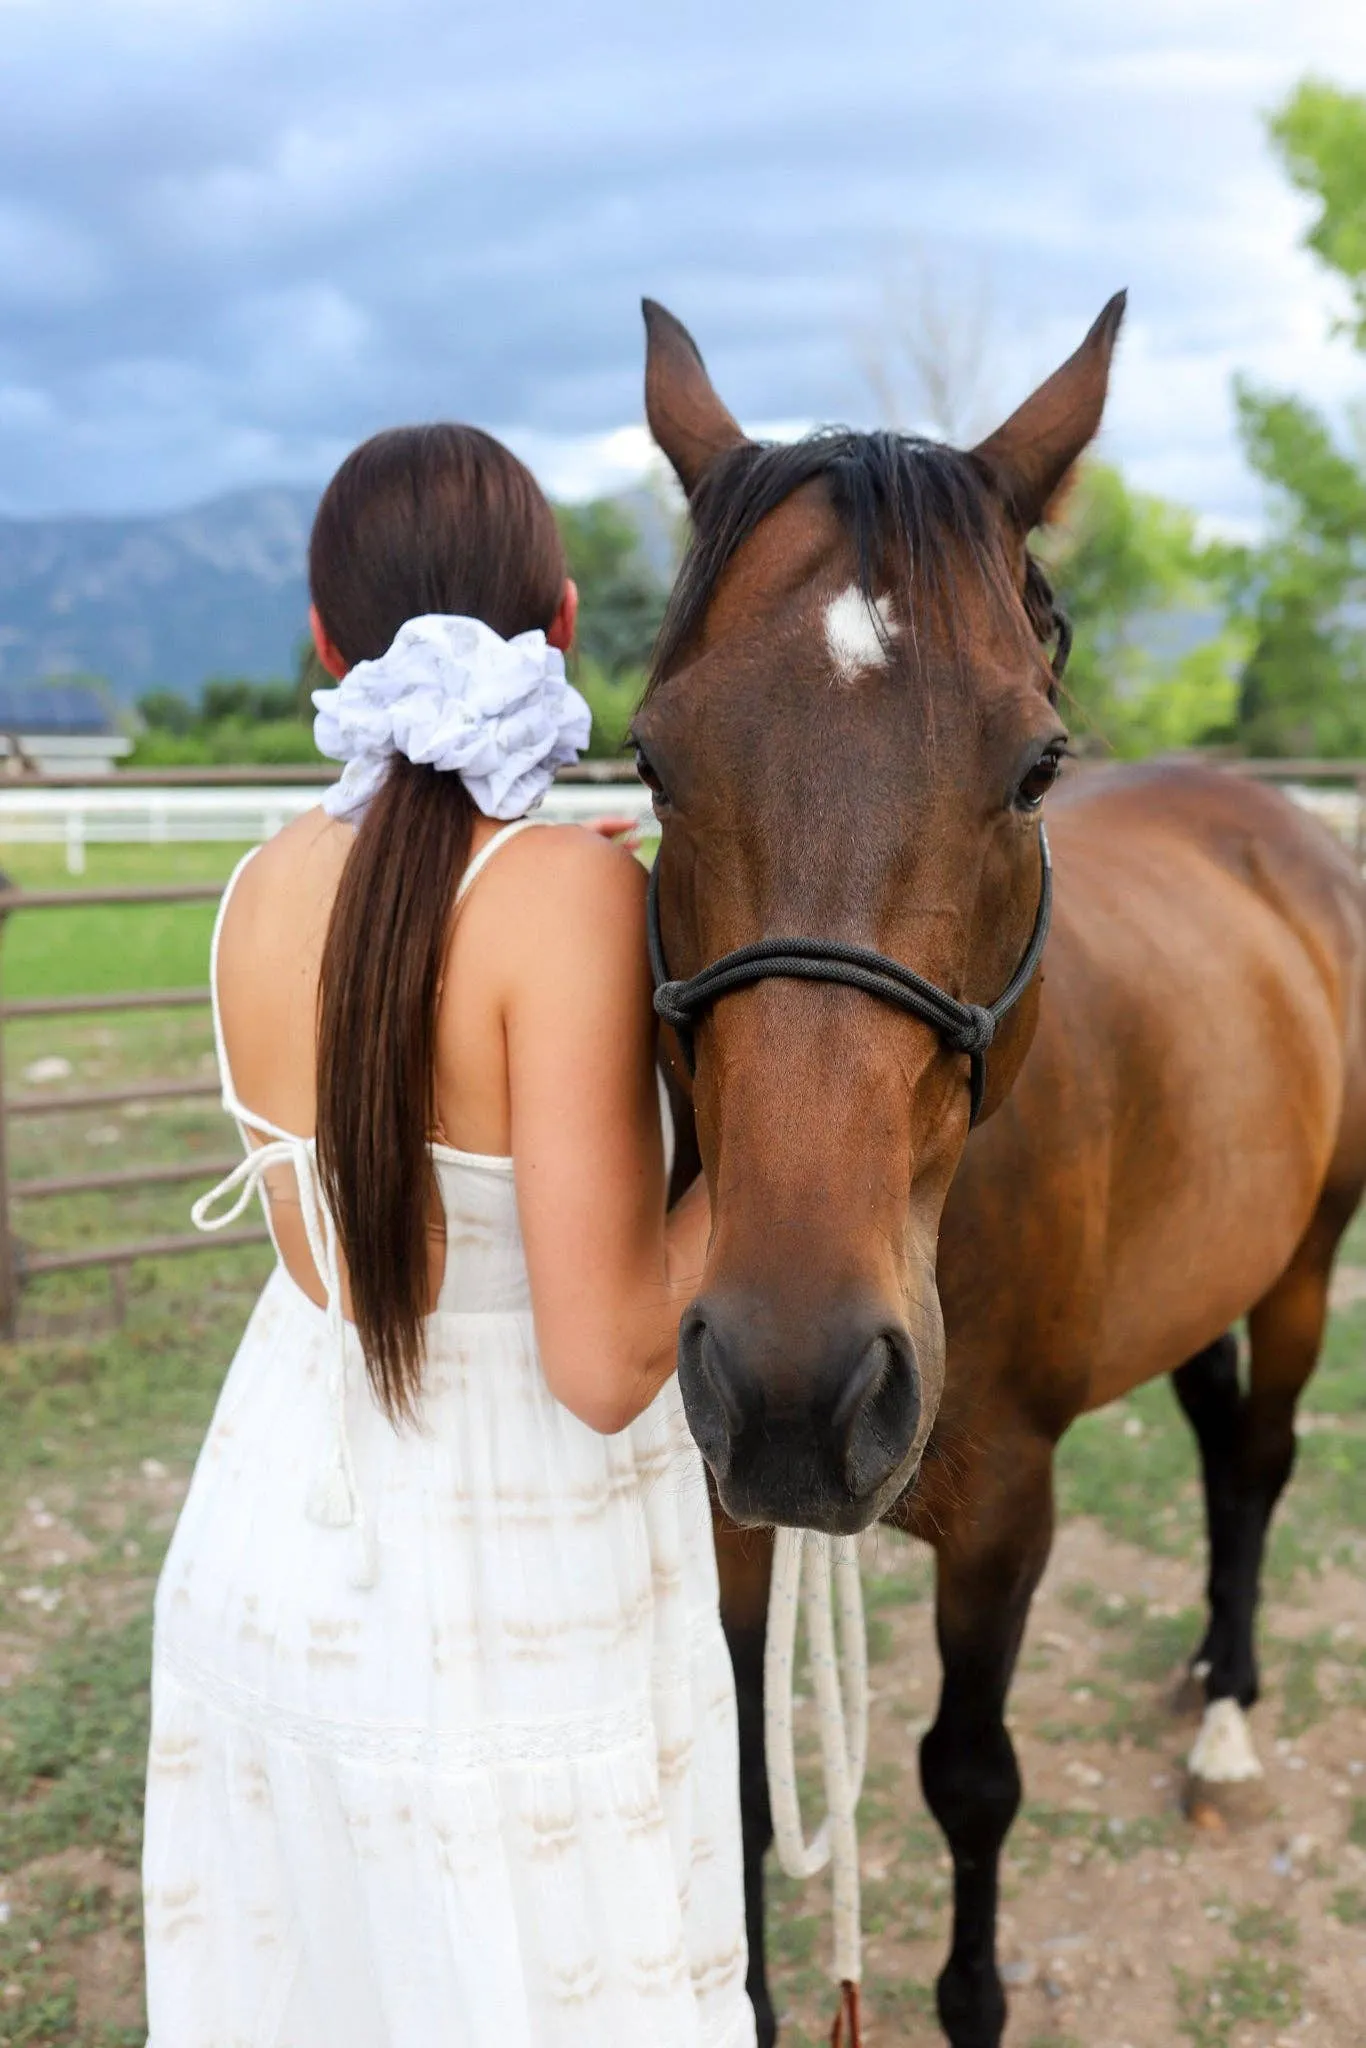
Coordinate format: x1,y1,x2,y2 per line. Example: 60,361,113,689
312,612,593,825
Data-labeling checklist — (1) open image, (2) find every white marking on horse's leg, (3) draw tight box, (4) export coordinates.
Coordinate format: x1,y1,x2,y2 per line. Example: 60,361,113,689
1188,1697,1263,1783
824,585,897,679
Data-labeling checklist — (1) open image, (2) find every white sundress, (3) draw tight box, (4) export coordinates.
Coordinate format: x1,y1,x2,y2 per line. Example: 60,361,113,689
143,819,755,2048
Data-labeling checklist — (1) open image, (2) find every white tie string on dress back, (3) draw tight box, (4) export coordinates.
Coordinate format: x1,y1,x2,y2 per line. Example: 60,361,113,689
765,1527,869,2047
191,1144,378,1592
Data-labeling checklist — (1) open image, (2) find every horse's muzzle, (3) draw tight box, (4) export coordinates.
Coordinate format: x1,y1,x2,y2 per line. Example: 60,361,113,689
677,1294,922,1533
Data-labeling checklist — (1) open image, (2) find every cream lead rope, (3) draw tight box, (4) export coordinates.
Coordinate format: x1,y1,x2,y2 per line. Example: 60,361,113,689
764,1528,869,2046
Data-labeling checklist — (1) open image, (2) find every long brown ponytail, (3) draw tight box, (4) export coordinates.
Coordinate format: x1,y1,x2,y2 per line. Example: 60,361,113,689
311,425,567,1419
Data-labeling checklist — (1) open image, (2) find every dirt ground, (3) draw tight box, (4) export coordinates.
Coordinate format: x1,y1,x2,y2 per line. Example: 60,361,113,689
771,1515,1366,2047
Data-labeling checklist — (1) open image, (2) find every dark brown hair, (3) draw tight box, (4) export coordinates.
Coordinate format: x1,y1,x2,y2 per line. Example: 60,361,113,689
312,425,567,1419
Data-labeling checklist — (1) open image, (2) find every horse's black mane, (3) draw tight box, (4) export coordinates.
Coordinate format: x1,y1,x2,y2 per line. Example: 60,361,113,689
648,428,1059,690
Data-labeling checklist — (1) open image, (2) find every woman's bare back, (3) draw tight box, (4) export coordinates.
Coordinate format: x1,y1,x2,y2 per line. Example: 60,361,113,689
215,808,622,1312
211,808,698,1440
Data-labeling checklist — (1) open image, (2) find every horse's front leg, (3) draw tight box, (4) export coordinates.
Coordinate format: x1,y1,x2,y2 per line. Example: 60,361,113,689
714,1508,777,2047
917,1436,1055,2048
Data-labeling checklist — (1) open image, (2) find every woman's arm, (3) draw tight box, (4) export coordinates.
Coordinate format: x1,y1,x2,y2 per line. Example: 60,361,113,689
497,831,710,1433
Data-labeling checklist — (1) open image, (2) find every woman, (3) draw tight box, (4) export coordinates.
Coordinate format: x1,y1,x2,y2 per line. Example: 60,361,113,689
142,424,754,2047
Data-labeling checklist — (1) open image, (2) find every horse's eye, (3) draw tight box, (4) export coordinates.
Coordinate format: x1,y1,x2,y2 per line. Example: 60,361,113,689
633,745,670,811
1015,746,1064,811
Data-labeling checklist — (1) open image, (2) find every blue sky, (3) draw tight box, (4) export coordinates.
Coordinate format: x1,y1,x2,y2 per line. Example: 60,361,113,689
3,0,1365,528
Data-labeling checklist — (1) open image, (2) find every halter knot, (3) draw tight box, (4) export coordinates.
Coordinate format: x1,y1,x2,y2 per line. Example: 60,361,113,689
945,1004,996,1057
652,980,692,1033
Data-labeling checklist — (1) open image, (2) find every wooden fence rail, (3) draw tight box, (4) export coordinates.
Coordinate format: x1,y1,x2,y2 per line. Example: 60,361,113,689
0,877,269,1335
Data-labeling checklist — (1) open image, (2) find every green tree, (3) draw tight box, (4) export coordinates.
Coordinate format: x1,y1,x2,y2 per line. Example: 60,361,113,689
200,677,300,724
130,672,321,767
1226,81,1366,756
136,689,196,736
1271,82,1366,347
296,636,331,721
555,499,672,754
556,499,670,677
1036,462,1243,756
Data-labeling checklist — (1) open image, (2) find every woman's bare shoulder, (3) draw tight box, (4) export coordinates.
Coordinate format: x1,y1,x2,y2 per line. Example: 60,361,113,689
457,824,649,985
217,809,352,963
476,823,646,912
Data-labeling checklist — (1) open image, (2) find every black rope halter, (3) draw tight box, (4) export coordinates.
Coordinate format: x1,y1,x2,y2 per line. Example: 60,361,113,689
647,824,1050,1126
645,594,1068,1127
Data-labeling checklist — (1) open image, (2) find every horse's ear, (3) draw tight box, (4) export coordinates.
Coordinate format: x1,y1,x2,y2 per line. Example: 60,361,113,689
972,290,1127,531
642,299,747,496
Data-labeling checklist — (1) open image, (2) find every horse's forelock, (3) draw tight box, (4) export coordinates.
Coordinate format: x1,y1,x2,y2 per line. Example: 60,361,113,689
646,429,1036,695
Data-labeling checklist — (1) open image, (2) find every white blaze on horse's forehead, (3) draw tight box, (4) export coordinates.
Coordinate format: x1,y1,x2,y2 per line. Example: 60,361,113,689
1188,1697,1264,1784
823,585,897,680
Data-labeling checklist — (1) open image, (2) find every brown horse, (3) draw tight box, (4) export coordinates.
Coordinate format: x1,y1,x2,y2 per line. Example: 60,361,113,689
635,296,1366,2048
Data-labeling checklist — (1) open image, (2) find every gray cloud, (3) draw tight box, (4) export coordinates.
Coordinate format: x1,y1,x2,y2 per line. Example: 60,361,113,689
1,0,1364,521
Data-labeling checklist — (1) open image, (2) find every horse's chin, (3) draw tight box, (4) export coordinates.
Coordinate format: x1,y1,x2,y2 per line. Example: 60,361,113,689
710,1455,923,1537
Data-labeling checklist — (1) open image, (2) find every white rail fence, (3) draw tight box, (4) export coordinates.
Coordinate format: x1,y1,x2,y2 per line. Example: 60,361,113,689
0,771,1361,876
0,779,656,874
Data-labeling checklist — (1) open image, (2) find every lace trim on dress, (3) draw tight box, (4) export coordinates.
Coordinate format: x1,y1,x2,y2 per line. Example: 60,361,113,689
157,1636,656,1770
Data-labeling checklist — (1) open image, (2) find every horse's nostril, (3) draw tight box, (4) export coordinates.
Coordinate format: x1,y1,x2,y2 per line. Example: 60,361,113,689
677,1305,746,1474
834,1331,920,1499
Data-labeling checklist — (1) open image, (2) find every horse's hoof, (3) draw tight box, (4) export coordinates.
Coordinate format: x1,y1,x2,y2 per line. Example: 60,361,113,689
1183,1698,1273,1828
937,1970,1006,2048
1183,1769,1274,1829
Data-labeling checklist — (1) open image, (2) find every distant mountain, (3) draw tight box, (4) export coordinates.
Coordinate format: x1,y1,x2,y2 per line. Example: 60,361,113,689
0,481,681,707
0,487,318,703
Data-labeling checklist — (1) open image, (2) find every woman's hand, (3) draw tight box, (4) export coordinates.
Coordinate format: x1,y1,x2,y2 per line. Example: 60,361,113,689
583,815,644,853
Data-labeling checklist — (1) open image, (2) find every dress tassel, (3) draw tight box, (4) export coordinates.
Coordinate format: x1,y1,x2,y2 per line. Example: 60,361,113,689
306,1447,355,1530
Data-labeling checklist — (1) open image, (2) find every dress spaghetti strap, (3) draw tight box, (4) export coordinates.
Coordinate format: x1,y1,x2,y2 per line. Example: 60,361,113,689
207,845,294,1141
454,816,548,907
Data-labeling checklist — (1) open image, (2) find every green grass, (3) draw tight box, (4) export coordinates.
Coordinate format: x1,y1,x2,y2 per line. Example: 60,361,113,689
1175,1902,1304,2045
1174,1953,1304,2045
1056,1380,1206,1558
0,1617,152,1871
5,999,266,1330
1,1037,267,2042
0,842,251,1002
1055,1201,1366,1587
1228,1904,1297,1950
1330,1885,1366,1926
0,1873,143,2048
2,1245,267,1470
